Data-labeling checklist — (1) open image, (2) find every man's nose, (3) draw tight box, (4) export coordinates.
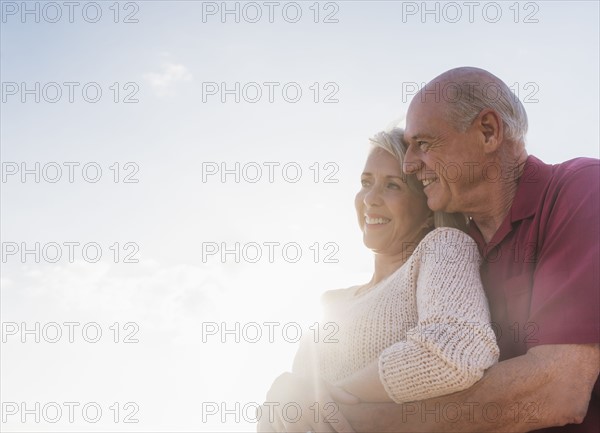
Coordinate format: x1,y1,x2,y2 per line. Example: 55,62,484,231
403,143,422,175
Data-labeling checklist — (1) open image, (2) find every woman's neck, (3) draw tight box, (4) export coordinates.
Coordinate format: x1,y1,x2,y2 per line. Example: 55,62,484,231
369,231,428,286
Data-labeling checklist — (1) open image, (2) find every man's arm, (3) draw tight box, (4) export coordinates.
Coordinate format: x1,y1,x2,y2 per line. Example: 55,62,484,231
334,359,392,402
338,344,599,433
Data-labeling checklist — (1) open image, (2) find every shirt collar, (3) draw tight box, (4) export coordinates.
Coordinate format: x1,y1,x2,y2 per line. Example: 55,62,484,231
468,155,550,251
509,155,551,223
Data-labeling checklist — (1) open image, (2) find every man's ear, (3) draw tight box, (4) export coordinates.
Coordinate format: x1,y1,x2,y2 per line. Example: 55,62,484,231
477,109,503,153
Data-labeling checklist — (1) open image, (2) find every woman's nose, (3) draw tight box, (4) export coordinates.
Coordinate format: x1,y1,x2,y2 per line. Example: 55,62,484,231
364,185,383,206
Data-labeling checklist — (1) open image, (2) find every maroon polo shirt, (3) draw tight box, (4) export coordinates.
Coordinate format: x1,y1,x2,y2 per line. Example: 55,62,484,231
468,155,599,433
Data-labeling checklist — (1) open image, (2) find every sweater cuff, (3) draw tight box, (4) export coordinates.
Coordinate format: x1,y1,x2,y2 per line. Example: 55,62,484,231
378,342,471,404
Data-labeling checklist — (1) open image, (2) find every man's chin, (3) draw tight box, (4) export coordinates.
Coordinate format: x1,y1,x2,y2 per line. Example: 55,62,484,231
426,197,445,213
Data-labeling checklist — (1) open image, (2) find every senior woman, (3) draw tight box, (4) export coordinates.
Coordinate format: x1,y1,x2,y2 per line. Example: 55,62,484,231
259,128,499,433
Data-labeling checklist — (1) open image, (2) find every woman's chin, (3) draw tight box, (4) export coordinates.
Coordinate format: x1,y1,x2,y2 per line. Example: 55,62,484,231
363,239,387,253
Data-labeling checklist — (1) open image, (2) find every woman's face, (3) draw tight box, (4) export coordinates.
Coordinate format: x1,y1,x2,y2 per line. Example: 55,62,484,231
355,147,432,255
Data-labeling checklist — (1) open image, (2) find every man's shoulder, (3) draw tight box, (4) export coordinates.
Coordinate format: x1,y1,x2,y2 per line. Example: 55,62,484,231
415,227,480,265
523,156,599,230
525,155,599,197
531,155,599,181
502,155,598,246
553,156,599,175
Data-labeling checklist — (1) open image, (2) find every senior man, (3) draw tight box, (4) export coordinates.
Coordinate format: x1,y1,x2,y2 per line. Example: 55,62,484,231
260,67,599,432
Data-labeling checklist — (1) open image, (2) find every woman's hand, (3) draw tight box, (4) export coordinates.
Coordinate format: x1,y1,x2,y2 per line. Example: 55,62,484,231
258,372,359,433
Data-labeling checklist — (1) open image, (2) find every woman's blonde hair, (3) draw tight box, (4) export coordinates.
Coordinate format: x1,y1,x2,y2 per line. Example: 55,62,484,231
368,128,468,232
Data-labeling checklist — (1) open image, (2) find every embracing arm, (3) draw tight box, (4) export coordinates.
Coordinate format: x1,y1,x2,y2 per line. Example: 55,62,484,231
335,359,392,403
335,228,500,404
338,227,599,431
338,343,600,433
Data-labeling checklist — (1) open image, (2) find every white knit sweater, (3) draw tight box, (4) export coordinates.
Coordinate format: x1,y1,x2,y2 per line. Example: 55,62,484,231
294,227,499,403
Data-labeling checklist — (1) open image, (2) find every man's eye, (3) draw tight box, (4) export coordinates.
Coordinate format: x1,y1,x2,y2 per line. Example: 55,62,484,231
388,182,400,189
417,141,429,150
361,179,370,187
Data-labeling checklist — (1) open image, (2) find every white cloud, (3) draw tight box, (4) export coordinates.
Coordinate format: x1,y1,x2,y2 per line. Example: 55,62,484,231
143,63,192,96
0,260,227,336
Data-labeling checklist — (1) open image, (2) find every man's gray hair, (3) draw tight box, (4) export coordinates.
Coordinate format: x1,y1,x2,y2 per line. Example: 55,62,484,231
442,78,529,146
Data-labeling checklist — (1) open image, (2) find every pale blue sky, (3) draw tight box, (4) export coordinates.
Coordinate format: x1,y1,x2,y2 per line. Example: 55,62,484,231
1,1,599,431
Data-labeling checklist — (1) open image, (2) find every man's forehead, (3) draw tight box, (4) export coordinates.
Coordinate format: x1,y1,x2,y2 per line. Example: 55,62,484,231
409,82,449,107
405,96,445,132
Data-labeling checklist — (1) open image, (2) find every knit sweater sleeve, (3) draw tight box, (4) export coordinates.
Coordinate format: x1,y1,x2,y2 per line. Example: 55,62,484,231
378,227,500,403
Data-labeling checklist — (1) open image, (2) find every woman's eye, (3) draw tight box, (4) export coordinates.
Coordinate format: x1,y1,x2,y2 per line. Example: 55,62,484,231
361,179,370,187
388,182,400,189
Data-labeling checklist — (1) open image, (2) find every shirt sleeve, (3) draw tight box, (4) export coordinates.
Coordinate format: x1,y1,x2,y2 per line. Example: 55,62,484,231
378,228,500,403
528,162,600,348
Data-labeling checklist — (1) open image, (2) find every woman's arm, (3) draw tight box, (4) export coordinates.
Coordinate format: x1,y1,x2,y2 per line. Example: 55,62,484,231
378,228,499,403
292,334,314,376
337,228,499,404
261,327,360,433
